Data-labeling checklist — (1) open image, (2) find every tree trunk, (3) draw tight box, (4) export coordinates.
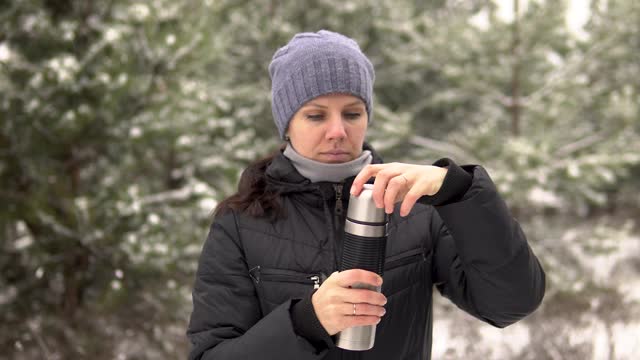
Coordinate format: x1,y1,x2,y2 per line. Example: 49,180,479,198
62,250,90,319
510,0,521,136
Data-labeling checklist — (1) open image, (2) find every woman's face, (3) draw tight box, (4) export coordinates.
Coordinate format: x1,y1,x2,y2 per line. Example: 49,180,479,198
286,93,368,164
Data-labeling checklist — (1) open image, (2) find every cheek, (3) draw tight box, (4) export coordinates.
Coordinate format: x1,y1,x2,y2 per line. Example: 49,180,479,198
291,128,323,153
350,124,367,142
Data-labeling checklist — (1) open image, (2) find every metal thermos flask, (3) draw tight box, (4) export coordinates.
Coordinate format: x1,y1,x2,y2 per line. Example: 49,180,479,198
336,184,388,351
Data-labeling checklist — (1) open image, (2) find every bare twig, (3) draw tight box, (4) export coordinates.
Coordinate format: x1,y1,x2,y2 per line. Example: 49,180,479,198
167,33,203,70
554,131,607,157
26,320,51,360
36,211,80,240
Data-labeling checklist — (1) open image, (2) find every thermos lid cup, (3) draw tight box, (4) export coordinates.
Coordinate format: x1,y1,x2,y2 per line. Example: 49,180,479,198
348,184,387,224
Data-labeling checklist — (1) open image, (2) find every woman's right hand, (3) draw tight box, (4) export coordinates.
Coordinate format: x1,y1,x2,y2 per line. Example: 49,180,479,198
311,269,387,336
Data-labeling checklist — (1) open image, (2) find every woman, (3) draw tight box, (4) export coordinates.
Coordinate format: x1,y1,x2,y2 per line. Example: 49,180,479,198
187,30,545,360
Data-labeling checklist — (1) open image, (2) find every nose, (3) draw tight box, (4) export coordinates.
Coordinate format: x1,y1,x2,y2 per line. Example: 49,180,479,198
325,113,347,140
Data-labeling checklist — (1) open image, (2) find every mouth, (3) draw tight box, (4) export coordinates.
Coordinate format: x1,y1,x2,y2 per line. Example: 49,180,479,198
323,150,349,156
320,150,351,163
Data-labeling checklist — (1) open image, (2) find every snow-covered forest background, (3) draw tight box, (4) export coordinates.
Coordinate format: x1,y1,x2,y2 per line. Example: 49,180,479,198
1,0,639,359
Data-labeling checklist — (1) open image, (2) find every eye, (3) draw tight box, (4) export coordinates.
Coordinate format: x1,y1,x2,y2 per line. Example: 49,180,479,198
306,114,325,121
343,112,361,120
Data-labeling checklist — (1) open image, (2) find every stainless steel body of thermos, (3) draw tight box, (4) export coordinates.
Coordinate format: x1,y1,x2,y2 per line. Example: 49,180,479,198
336,184,388,351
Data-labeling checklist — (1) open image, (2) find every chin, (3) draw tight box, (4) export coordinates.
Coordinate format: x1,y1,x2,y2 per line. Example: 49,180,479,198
318,154,354,163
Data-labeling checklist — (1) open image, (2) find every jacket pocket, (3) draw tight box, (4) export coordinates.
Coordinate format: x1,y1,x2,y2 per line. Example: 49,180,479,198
382,247,431,297
249,266,326,315
384,247,427,271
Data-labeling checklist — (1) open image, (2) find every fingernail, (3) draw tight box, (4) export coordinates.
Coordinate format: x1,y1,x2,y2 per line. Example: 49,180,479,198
381,308,386,316
376,318,381,324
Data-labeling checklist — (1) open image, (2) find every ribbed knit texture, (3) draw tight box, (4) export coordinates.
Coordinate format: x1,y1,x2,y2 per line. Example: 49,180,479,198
283,144,372,183
269,30,375,139
290,293,335,352
418,158,473,206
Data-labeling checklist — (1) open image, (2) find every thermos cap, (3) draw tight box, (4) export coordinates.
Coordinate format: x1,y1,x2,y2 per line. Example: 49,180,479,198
348,184,387,223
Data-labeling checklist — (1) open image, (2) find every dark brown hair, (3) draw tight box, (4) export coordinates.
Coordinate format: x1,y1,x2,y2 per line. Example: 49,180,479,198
213,145,285,219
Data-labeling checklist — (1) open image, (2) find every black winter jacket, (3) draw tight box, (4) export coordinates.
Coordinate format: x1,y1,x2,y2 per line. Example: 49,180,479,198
187,147,545,360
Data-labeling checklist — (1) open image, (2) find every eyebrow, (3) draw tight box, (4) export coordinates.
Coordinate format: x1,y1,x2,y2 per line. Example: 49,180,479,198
303,100,364,109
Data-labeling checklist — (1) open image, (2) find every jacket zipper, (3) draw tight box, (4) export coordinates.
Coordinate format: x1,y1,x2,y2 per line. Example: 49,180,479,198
333,183,344,219
333,183,345,270
310,275,321,289
384,248,427,271
334,183,344,215
250,266,326,289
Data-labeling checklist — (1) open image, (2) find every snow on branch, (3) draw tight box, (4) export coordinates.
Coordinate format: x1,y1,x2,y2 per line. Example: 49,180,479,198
36,211,79,240
139,186,193,206
410,135,480,163
554,131,608,157
523,35,618,107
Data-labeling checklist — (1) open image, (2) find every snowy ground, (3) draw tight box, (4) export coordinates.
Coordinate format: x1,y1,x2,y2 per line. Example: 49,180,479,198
432,229,640,360
432,315,640,359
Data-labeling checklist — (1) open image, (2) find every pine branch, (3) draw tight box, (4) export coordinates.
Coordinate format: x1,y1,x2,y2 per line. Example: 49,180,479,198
139,187,193,206
410,135,480,163
0,2,21,33
522,35,618,107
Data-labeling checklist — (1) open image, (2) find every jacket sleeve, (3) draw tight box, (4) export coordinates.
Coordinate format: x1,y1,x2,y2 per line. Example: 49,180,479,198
186,210,330,360
425,164,546,328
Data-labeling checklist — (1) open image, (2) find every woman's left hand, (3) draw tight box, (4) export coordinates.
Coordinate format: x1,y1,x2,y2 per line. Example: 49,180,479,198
351,163,447,217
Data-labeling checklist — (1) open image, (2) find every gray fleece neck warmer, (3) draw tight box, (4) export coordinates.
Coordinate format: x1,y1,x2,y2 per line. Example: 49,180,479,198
283,144,372,183
269,30,375,139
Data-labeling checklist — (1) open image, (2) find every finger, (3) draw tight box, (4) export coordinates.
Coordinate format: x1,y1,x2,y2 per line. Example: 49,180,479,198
342,303,386,317
351,164,383,196
341,314,382,330
342,288,387,306
335,269,383,289
320,271,340,286
371,163,408,208
383,175,408,214
400,187,422,217
371,170,393,208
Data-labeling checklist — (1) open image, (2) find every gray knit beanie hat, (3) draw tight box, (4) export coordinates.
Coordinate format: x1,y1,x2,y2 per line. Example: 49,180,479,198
269,30,375,139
